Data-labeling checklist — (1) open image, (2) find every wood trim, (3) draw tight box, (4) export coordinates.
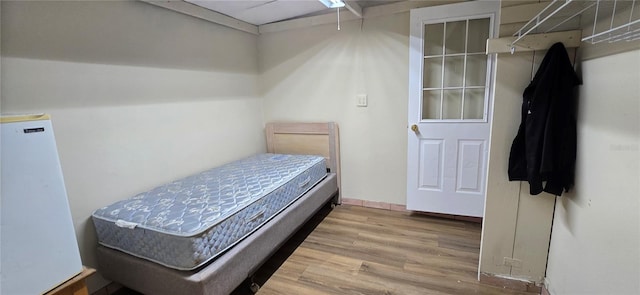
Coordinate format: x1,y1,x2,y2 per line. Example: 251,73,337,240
44,267,95,295
479,273,542,293
0,113,50,123
487,30,582,54
265,122,341,203
265,123,276,153
328,122,341,203
267,122,336,135
541,283,552,295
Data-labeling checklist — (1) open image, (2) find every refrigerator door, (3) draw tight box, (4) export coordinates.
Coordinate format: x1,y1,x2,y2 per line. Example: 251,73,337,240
1,115,83,294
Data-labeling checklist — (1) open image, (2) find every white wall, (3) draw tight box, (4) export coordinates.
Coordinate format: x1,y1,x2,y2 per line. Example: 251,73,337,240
260,13,409,205
545,49,640,295
1,1,262,292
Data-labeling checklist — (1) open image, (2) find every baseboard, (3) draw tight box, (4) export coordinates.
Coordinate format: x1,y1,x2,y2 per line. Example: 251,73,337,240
541,284,551,295
479,273,542,294
341,198,409,212
341,198,482,223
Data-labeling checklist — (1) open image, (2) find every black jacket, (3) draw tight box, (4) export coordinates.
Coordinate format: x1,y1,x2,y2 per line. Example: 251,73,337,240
508,42,581,196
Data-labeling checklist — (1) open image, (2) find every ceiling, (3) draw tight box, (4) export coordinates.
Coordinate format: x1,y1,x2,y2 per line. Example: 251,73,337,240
142,0,447,35
184,0,405,26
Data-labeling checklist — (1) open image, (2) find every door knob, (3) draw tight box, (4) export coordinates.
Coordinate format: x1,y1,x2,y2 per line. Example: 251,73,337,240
411,124,419,132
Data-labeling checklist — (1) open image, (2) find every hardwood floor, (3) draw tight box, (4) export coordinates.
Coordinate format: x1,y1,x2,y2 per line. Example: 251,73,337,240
235,204,536,295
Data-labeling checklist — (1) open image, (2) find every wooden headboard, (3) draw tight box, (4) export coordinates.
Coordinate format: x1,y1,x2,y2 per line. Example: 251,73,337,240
265,122,341,202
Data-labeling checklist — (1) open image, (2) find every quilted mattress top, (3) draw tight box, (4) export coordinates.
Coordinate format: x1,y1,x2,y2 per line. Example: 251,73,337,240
92,154,325,237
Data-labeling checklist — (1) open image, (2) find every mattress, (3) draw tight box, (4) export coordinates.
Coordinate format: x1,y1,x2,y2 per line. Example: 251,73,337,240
92,154,326,270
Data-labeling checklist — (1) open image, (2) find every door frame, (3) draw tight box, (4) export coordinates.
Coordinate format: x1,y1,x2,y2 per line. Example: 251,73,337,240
406,0,500,217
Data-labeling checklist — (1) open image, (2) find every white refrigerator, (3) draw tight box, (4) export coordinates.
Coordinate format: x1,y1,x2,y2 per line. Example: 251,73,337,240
1,114,83,294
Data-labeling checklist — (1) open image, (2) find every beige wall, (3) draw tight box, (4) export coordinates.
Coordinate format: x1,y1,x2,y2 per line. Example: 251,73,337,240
3,1,638,294
480,50,557,282
481,0,640,288
259,13,409,204
1,1,262,292
545,49,640,295
478,1,560,282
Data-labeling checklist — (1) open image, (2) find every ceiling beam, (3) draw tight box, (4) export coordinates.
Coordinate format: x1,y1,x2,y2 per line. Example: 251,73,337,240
362,0,463,18
344,1,362,18
140,0,259,35
259,0,462,34
259,10,361,34
141,0,464,35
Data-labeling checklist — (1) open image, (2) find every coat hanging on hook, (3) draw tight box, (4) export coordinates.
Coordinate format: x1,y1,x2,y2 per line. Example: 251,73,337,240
508,42,582,196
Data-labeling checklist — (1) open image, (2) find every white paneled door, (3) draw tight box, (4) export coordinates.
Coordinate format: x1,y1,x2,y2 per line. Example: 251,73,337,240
407,1,499,217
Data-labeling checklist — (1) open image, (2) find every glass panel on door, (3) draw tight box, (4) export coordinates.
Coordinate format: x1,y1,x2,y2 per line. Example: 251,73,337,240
467,18,490,53
421,17,490,122
445,21,466,54
444,56,464,87
443,89,463,119
465,54,487,87
423,57,443,88
422,90,441,120
424,23,444,56
463,88,485,119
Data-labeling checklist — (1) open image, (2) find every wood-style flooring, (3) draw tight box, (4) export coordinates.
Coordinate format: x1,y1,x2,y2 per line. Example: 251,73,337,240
114,204,536,295
234,204,535,295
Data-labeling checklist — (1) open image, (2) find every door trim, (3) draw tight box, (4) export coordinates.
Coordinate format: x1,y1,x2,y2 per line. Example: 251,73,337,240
406,0,500,217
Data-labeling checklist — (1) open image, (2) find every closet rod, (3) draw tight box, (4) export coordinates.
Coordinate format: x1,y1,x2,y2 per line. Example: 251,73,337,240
582,19,640,43
582,0,640,43
511,0,576,47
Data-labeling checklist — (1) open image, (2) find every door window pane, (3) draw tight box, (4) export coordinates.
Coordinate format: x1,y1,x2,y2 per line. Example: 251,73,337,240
424,23,444,56
444,56,464,87
467,18,490,53
423,57,442,88
443,90,462,119
420,17,490,121
463,88,485,119
422,90,441,120
445,21,466,54
465,54,487,87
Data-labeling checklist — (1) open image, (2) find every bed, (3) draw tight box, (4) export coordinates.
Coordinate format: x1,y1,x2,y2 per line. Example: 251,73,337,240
93,122,341,294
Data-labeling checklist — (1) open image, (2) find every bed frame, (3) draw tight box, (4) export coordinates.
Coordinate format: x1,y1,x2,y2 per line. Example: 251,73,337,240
266,121,341,204
96,122,341,295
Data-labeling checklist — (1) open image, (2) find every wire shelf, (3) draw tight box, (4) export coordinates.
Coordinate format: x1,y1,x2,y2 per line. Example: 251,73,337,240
511,0,640,48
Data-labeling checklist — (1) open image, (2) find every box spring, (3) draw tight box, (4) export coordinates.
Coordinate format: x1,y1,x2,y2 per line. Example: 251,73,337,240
92,154,326,270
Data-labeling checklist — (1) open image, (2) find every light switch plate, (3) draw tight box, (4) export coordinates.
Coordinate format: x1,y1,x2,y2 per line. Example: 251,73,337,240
356,94,368,107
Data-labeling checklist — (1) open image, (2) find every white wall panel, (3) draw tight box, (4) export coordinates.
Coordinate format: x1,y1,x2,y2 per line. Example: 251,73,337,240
545,49,640,295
